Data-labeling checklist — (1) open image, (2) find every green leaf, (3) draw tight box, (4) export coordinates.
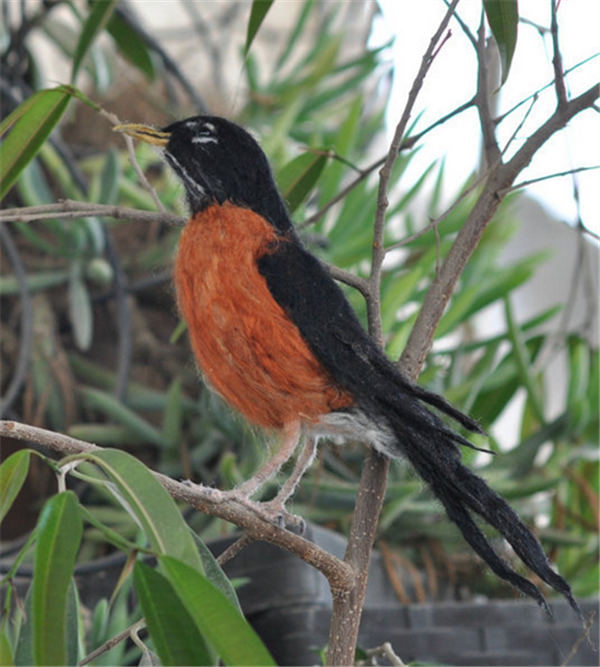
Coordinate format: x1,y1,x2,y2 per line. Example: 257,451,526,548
162,377,183,449
80,387,163,447
71,0,120,83
191,533,242,612
483,0,519,84
68,267,93,351
76,449,203,572
31,492,82,666
244,0,275,57
0,450,31,522
98,148,121,205
106,14,156,80
161,555,276,666
134,562,215,666
278,151,328,212
0,631,14,667
0,88,70,199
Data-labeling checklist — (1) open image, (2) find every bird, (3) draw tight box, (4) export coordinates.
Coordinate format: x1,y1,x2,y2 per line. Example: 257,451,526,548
114,115,580,617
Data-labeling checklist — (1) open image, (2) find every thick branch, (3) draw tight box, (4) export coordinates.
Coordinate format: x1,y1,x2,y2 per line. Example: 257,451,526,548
399,83,599,378
0,420,353,592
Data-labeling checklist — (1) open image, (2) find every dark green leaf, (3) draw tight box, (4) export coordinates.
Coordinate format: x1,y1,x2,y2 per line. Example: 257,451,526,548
0,88,70,199
134,562,214,666
106,14,155,80
32,492,82,666
0,450,31,522
278,151,328,212
161,556,276,666
71,0,120,83
483,0,519,84
98,148,121,205
244,0,275,57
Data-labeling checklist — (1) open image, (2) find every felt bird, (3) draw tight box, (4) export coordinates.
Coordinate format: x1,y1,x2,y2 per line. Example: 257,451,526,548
115,116,580,616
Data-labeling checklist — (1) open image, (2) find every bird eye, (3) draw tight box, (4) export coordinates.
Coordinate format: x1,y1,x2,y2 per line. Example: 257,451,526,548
192,124,218,145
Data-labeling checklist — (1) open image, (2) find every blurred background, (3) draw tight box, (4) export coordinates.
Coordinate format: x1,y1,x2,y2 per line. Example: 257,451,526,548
1,0,598,610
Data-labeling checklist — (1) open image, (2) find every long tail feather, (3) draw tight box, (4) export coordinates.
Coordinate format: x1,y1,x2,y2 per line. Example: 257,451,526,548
371,389,581,618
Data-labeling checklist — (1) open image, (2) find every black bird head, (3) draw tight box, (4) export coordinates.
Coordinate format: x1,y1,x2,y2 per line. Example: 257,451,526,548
114,116,292,233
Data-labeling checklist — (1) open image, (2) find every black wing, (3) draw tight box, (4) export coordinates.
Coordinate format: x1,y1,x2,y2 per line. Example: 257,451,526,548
257,238,482,437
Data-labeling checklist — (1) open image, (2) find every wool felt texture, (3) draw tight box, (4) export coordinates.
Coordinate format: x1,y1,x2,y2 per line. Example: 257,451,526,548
125,114,581,618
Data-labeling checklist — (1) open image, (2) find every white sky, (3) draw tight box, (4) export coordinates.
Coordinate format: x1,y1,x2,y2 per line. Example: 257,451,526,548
374,0,599,236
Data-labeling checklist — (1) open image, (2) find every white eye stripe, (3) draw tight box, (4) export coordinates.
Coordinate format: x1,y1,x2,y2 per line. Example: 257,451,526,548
192,135,218,145
203,122,216,132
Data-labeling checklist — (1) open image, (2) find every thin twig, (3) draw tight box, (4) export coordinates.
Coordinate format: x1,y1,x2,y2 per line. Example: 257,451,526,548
362,642,406,667
500,165,600,195
79,619,146,667
550,0,568,108
302,98,475,230
559,611,596,667
368,0,462,344
216,534,255,566
500,94,539,158
0,200,185,227
495,52,599,126
100,109,167,213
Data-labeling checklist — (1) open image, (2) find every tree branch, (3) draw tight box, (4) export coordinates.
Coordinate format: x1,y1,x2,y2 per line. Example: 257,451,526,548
327,3,462,665
0,420,353,593
368,0,462,345
0,200,185,227
399,83,599,379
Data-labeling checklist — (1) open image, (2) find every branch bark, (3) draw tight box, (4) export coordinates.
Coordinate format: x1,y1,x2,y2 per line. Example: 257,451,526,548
0,419,353,592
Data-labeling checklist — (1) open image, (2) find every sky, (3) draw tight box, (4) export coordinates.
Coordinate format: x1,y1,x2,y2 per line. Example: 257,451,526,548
373,0,599,237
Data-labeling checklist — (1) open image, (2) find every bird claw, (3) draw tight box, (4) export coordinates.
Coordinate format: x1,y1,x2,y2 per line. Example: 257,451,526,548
191,483,305,532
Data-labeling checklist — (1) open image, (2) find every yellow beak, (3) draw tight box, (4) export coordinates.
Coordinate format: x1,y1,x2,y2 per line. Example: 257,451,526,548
113,123,171,147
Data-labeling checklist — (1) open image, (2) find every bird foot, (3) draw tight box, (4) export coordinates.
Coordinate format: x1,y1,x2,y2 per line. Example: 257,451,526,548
192,484,305,532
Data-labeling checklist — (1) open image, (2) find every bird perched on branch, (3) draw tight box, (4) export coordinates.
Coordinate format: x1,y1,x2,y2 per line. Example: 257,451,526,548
115,116,580,616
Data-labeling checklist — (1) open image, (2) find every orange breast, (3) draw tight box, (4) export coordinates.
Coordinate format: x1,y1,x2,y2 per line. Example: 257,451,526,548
173,203,353,429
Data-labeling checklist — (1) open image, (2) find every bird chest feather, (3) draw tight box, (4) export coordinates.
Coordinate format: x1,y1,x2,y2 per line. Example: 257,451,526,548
173,203,352,429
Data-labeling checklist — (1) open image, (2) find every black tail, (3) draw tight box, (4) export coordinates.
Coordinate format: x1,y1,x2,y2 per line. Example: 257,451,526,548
370,381,582,619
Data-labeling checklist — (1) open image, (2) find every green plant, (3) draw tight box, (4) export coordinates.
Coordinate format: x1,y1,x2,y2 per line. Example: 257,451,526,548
1,1,597,665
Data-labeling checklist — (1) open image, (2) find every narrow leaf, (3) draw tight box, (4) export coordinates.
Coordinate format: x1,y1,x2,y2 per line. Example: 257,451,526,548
0,450,31,522
161,555,276,666
71,0,120,83
278,151,328,212
106,14,156,80
244,0,275,56
31,492,82,666
0,88,70,199
134,562,214,666
76,449,203,572
483,0,519,84
68,268,93,351
80,387,163,446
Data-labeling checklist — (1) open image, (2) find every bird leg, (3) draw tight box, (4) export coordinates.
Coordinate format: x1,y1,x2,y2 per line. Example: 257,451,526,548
235,420,301,498
266,435,318,509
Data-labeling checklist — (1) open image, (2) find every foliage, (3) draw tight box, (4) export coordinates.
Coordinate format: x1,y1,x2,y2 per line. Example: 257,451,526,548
0,0,597,665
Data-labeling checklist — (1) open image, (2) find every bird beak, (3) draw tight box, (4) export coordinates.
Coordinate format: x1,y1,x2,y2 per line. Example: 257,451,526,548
113,123,171,147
